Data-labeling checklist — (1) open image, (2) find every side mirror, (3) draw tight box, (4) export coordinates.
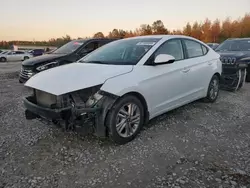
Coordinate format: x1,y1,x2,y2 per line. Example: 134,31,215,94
154,54,175,65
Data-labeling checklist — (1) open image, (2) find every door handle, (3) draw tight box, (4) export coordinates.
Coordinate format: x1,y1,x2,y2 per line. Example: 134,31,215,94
182,67,190,73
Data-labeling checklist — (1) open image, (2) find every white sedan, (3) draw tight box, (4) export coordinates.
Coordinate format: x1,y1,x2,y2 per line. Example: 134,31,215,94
0,50,33,62
23,35,222,144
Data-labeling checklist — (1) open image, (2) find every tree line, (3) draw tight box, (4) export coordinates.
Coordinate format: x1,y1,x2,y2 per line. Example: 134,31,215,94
1,13,250,49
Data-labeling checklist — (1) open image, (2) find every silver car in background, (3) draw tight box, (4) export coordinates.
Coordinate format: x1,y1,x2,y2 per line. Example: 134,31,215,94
0,50,33,62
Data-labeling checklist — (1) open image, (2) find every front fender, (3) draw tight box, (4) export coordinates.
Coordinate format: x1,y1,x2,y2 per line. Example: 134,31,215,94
100,71,142,96
100,72,152,112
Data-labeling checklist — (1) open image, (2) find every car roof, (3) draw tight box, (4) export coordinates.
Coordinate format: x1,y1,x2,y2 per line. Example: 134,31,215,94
133,34,197,39
227,38,250,41
74,38,119,43
119,35,203,42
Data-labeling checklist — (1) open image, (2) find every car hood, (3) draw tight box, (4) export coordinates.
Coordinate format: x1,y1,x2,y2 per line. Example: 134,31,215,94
25,63,133,96
216,51,250,58
216,51,250,63
22,53,67,66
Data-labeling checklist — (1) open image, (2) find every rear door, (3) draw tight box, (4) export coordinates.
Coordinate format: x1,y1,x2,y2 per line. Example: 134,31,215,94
181,39,211,100
15,51,25,61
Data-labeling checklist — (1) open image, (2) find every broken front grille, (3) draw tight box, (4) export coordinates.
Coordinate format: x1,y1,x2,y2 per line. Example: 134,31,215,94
35,90,57,108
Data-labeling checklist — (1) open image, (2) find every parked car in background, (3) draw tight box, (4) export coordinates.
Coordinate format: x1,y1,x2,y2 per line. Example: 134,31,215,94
19,38,119,83
45,48,57,54
207,43,219,50
28,49,45,57
0,50,10,54
0,50,33,62
215,38,250,82
23,35,222,144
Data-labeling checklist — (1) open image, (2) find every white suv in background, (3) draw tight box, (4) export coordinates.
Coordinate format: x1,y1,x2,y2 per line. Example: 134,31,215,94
0,50,33,62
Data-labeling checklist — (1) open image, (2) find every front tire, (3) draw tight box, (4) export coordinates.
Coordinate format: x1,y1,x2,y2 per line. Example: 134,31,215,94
237,68,247,90
204,74,220,103
106,95,145,145
0,57,6,62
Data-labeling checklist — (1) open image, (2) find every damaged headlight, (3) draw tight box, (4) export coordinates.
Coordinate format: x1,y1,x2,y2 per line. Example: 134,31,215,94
69,85,104,109
36,61,59,71
85,92,103,107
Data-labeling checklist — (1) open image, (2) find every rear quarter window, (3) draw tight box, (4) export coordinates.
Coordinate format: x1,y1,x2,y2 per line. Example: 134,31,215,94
183,39,204,58
202,45,209,55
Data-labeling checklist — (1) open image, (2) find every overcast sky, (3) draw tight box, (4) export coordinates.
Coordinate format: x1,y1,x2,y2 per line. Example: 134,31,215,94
1,0,249,41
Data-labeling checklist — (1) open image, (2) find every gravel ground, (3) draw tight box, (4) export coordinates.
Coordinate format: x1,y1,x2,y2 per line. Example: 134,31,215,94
0,70,250,188
0,61,21,74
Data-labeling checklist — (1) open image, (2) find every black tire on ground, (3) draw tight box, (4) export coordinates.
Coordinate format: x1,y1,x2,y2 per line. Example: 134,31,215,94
0,57,6,62
23,56,29,60
203,74,220,103
106,95,145,145
237,68,247,90
246,65,250,82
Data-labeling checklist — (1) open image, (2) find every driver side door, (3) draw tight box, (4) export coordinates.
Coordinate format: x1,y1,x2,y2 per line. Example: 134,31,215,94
7,51,18,61
77,41,98,59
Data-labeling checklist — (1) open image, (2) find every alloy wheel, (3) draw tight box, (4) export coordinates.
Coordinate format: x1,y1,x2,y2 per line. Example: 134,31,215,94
115,103,141,138
209,79,219,100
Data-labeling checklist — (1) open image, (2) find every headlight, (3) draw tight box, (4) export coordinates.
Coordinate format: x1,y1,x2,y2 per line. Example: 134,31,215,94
36,61,59,71
85,92,103,107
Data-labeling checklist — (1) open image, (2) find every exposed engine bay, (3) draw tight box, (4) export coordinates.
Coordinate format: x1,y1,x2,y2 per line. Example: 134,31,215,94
24,85,118,137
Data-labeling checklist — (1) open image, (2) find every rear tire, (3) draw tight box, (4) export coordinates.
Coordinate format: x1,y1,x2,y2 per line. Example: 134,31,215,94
23,56,29,61
106,95,145,145
203,74,220,103
0,57,6,62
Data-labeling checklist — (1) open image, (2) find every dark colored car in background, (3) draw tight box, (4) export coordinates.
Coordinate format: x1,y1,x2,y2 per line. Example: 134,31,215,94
215,38,250,90
28,49,45,57
19,38,119,83
207,43,219,50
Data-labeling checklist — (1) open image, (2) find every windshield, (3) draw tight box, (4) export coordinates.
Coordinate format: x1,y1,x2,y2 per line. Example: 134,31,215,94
79,38,160,65
53,40,86,54
1,51,8,54
216,39,250,51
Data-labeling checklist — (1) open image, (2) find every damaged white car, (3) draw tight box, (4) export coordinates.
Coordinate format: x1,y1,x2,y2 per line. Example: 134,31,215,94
23,35,222,144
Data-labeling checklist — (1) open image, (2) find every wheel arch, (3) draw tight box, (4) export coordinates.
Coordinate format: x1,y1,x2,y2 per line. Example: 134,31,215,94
214,72,221,81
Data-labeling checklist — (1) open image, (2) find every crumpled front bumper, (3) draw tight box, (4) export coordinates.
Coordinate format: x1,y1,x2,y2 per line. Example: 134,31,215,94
23,96,102,120
23,92,116,138
23,96,71,120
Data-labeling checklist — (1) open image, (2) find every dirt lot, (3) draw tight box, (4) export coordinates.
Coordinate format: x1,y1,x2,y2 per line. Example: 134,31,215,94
0,61,21,75
0,66,250,188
